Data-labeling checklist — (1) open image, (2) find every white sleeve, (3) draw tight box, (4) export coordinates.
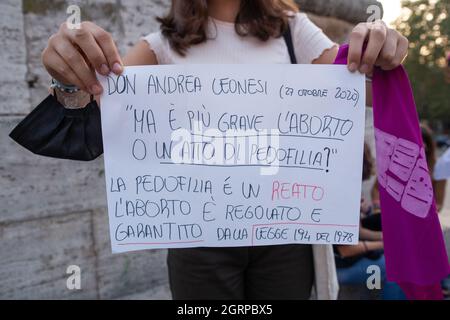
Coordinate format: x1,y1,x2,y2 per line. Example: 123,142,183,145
290,12,336,64
142,31,169,64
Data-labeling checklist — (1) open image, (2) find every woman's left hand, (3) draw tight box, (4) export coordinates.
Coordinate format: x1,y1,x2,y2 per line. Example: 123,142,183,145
347,20,409,75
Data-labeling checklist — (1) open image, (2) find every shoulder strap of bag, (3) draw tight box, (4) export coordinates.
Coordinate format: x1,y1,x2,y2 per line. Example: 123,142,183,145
283,25,297,64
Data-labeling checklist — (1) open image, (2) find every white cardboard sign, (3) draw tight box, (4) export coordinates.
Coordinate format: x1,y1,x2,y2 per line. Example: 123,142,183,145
99,64,365,253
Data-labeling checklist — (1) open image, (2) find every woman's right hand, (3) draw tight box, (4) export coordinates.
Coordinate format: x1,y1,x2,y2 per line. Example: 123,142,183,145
41,21,123,95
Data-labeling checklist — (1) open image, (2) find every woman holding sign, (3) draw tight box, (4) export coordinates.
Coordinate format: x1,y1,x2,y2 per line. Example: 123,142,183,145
36,0,408,299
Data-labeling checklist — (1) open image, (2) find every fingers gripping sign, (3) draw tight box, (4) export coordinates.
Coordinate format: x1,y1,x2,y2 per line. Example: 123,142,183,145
347,20,409,75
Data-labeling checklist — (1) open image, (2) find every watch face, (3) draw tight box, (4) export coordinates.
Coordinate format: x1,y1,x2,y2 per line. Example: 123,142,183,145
58,91,88,109
63,96,80,109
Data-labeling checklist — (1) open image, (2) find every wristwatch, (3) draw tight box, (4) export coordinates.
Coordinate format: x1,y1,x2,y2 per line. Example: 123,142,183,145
51,78,80,93
51,79,89,109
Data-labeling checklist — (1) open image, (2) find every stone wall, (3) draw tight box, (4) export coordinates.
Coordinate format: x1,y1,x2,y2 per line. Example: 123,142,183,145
1,0,171,300
0,0,380,299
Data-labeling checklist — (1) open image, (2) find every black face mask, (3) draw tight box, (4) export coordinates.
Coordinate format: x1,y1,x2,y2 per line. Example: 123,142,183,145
9,94,103,161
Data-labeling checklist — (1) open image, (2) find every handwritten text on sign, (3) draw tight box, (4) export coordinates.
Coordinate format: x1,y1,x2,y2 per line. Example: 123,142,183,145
99,64,365,253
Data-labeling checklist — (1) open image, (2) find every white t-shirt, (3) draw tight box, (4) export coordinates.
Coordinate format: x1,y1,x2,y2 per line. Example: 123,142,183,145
143,12,336,65
434,148,450,181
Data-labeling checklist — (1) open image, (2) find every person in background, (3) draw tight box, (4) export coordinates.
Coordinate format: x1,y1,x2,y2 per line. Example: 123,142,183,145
437,53,450,298
334,143,405,300
445,53,450,84
421,124,449,298
361,143,382,232
421,124,447,212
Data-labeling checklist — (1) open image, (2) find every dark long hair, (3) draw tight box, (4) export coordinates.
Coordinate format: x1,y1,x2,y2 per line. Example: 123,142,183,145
157,0,299,56
362,143,374,181
421,124,437,173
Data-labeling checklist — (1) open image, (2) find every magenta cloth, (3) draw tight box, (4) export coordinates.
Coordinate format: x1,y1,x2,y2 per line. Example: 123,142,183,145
334,45,450,300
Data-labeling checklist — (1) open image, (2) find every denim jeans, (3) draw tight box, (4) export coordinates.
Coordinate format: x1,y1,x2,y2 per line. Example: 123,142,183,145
336,254,406,300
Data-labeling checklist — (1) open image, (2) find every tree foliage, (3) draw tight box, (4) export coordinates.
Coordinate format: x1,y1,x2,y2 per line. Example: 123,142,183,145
395,0,450,128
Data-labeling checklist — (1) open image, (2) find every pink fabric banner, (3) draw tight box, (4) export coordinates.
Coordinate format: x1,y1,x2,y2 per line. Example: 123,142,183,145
334,45,450,300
